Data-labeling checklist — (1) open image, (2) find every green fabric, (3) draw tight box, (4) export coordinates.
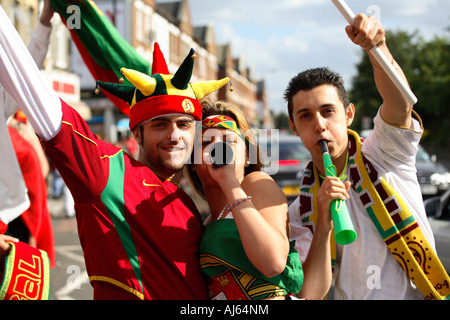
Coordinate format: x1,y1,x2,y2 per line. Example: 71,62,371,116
52,0,151,78
100,151,143,294
152,74,169,97
200,219,303,295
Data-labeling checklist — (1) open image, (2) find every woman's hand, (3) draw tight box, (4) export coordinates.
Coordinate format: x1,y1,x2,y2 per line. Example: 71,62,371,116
202,143,241,190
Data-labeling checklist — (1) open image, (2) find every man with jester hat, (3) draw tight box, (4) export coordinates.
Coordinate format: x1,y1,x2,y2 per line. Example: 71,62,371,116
0,3,230,299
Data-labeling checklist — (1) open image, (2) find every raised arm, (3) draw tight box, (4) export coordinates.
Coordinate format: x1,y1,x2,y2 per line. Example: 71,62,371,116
0,5,61,141
27,0,54,69
345,14,413,128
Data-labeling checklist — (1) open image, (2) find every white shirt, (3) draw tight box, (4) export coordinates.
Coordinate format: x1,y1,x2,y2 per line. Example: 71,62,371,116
0,7,62,142
0,20,53,223
289,110,435,300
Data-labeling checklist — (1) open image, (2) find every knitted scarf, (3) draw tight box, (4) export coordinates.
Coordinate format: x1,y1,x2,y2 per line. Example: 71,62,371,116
299,129,450,300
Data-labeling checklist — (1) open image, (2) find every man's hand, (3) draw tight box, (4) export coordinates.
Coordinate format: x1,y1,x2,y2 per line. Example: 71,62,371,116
345,13,386,53
39,0,55,27
345,13,413,127
0,234,19,261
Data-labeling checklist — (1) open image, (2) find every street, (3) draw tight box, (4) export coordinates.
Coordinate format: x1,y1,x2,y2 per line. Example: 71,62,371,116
429,218,450,274
48,198,93,300
47,197,450,300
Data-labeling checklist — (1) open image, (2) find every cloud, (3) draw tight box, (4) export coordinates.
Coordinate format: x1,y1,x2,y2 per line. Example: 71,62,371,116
178,0,449,113
379,0,438,17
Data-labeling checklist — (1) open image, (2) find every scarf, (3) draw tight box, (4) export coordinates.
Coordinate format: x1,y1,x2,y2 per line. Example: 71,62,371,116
0,241,50,300
299,129,450,300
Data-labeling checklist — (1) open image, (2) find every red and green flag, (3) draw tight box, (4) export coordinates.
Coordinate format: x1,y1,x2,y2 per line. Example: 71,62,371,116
51,0,151,115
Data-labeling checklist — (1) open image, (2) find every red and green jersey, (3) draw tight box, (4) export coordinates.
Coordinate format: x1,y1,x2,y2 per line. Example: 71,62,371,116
42,100,207,300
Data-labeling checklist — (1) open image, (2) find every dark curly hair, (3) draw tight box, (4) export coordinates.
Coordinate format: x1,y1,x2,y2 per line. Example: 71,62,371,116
284,67,350,121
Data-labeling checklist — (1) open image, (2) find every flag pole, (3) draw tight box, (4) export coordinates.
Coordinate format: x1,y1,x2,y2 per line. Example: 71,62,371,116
331,0,418,105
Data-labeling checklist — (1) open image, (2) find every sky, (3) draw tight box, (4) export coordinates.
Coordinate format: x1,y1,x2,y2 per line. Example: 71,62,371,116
162,0,450,114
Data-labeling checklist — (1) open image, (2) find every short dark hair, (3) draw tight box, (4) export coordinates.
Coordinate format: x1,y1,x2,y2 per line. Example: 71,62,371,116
284,67,350,121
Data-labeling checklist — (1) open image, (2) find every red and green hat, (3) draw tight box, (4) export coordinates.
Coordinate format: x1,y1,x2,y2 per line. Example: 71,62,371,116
96,42,231,130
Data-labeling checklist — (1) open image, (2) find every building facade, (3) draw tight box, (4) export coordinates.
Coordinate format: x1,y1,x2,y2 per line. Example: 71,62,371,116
4,0,271,142
1,0,91,121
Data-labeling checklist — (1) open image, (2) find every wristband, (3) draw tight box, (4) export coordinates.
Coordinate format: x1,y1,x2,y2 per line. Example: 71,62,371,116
229,196,252,211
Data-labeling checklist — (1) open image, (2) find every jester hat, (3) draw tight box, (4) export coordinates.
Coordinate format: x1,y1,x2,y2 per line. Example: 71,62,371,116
96,42,231,130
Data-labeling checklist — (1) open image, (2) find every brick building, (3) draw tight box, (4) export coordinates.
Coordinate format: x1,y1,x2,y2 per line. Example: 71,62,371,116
3,0,271,141
1,0,91,120
127,0,261,124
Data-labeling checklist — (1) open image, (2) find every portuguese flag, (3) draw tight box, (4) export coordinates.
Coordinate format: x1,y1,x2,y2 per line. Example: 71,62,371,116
51,0,151,115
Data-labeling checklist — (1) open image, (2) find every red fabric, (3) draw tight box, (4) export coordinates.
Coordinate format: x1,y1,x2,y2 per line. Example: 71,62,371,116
151,42,169,75
0,241,50,300
42,100,207,300
8,127,55,268
129,95,201,130
0,221,7,234
69,28,131,116
209,270,249,300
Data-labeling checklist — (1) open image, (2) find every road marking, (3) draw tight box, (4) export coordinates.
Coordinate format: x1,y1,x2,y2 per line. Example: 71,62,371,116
55,270,89,300
54,245,91,300
55,245,85,263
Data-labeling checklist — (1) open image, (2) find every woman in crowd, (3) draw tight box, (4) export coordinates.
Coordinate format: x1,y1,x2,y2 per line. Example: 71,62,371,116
186,100,303,300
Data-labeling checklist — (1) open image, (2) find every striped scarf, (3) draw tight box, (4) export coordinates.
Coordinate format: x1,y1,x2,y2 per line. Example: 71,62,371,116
299,129,450,300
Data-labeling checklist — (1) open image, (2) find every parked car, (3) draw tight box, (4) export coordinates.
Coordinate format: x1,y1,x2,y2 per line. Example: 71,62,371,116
423,188,450,219
361,130,450,198
257,133,311,204
416,145,450,198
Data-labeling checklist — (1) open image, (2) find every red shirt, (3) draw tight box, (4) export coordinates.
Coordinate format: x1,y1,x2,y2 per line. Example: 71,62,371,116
8,126,55,268
43,100,207,300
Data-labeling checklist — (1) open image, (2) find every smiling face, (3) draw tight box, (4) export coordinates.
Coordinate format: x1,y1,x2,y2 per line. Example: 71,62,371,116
288,84,355,171
135,115,196,177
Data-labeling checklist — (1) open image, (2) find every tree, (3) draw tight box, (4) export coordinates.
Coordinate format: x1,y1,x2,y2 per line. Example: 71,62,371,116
348,29,450,147
349,30,419,133
413,35,450,146
274,112,293,134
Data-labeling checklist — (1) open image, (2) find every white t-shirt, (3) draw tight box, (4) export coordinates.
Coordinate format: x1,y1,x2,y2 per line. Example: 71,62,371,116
289,110,435,300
